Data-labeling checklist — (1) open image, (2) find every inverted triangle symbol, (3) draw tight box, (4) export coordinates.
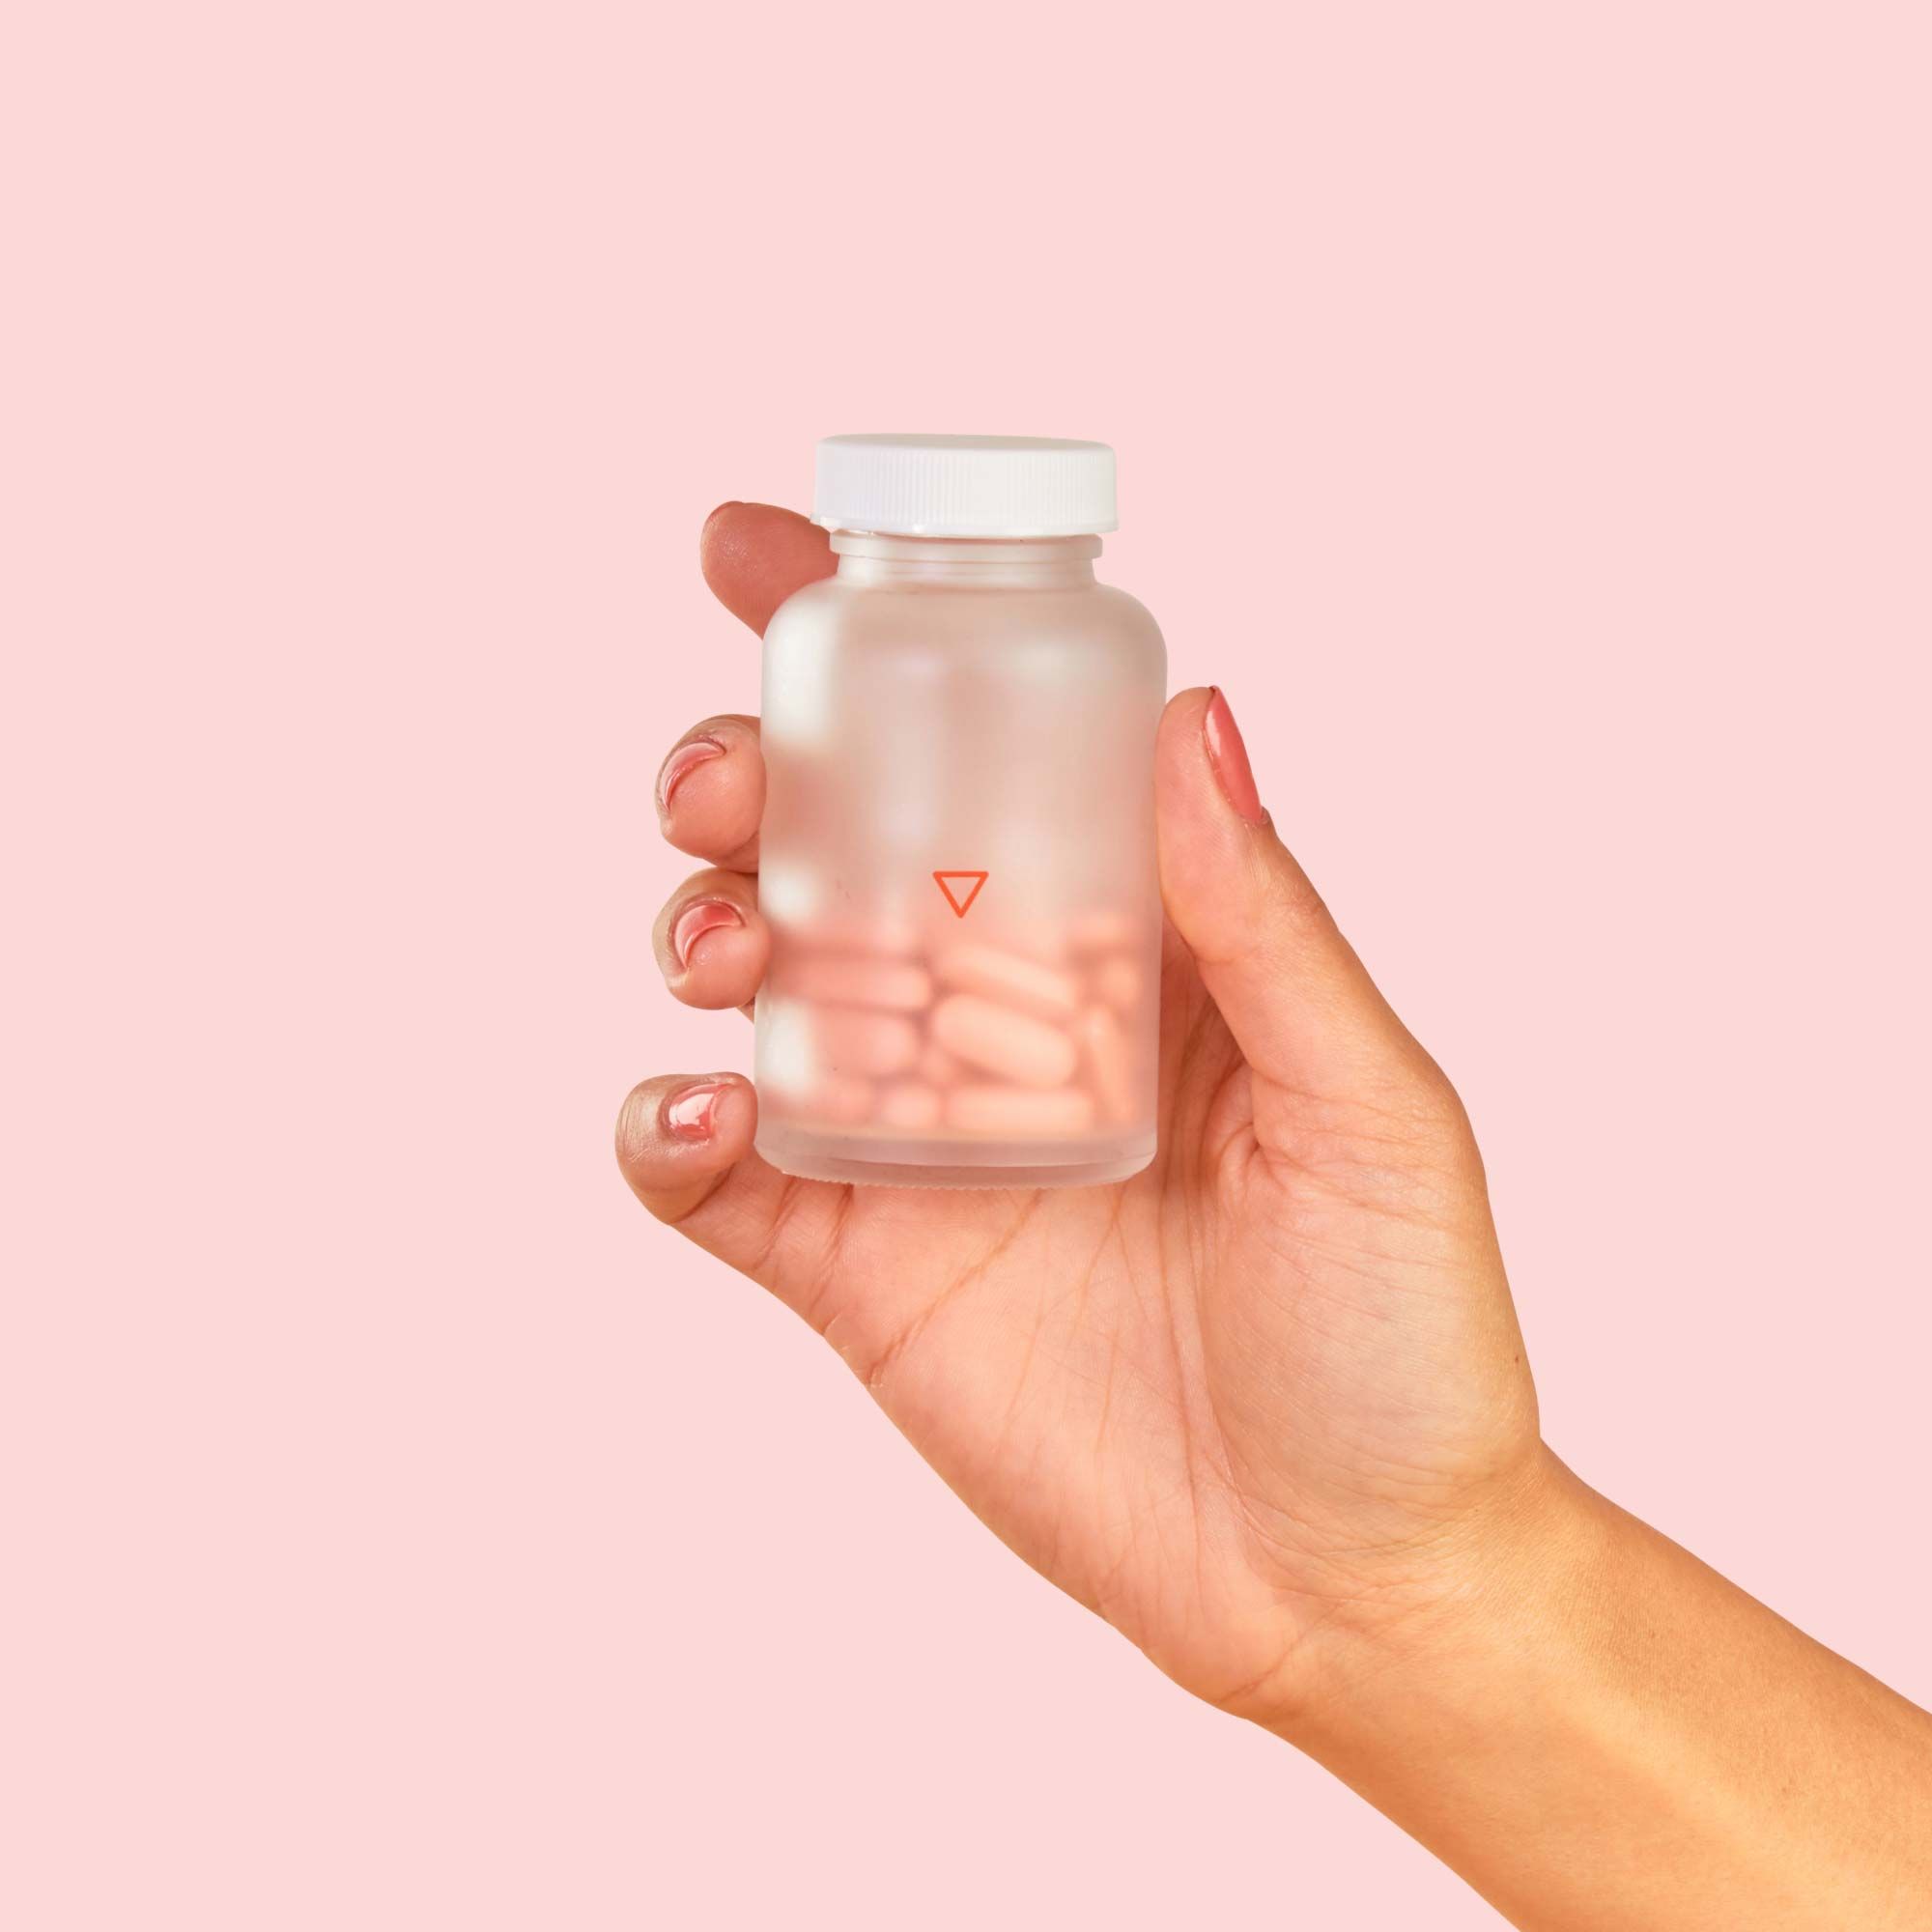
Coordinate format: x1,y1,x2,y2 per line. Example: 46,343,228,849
932,869,988,918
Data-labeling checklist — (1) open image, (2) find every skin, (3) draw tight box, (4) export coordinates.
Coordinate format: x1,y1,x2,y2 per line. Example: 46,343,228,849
619,502,1932,1929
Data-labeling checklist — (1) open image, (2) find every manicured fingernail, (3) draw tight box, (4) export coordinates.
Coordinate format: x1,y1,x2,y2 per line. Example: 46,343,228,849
663,1079,728,1143
1204,686,1266,826
670,897,743,968
657,736,725,812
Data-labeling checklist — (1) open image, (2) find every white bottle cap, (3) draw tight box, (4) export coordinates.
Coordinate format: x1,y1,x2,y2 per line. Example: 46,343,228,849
812,434,1118,538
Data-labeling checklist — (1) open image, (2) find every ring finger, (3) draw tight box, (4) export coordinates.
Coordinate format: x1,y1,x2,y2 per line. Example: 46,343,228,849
652,867,768,1011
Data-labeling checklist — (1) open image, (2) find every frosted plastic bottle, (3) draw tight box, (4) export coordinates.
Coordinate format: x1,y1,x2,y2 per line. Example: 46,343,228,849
754,435,1166,1187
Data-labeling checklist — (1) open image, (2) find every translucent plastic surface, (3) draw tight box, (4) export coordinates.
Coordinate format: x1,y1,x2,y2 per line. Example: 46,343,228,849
754,535,1166,1186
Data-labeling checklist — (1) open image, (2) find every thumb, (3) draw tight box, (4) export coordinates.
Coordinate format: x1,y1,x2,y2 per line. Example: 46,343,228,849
1155,686,1432,1098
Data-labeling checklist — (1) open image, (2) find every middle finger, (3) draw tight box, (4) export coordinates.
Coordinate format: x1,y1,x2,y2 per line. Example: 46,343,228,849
656,714,764,870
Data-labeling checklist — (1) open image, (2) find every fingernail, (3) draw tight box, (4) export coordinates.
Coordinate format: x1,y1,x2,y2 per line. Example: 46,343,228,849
1204,686,1267,827
663,1079,728,1143
657,736,725,812
670,897,743,968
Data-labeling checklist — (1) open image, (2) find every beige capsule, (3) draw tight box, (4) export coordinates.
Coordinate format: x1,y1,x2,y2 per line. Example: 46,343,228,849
785,953,934,1012
1065,908,1137,955
918,1040,963,1086
875,1080,943,1131
815,1007,921,1079
930,994,1078,1089
946,1085,1097,1137
933,944,1081,1023
1091,955,1143,1014
1074,1004,1136,1124
787,1072,873,1126
800,912,923,958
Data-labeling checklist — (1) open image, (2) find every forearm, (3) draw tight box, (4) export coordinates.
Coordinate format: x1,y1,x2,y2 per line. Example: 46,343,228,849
1279,1456,1932,1930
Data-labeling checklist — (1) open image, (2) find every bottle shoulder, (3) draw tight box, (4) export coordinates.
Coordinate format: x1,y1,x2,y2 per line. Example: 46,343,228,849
1087,582,1165,654
764,574,845,632
765,576,1165,668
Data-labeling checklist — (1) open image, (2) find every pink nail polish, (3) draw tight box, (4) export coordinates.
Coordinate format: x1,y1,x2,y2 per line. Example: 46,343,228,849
1204,686,1266,826
663,1080,727,1143
670,897,743,968
657,736,725,812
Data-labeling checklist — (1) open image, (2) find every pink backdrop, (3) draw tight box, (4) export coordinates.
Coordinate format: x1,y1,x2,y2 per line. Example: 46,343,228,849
6,4,1928,1926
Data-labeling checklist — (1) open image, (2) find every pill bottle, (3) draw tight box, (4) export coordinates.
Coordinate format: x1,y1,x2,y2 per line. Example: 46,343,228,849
753,434,1167,1187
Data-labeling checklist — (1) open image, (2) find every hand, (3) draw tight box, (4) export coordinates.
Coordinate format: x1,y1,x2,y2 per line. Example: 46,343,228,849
617,502,1550,1726
621,505,1932,1929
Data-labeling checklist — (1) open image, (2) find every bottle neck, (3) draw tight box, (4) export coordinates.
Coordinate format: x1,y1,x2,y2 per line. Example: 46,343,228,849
830,530,1100,588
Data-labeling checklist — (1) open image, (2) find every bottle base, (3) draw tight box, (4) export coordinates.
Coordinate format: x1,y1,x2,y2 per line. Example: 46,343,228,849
754,1123,1156,1191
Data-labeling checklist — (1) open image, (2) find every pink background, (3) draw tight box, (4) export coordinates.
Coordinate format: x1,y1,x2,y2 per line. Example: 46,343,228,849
5,4,1929,1926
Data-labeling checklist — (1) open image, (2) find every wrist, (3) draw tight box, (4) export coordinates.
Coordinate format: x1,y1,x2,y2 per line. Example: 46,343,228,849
1257,1444,1612,1752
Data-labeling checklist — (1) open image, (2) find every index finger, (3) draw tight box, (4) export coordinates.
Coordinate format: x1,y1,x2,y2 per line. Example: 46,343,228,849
699,501,837,636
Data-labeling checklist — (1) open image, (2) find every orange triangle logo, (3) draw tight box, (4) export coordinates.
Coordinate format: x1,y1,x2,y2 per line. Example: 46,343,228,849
932,869,988,918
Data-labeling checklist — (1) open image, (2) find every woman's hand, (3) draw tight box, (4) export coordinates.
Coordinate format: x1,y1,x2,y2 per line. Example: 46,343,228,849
622,504,1932,1929
617,502,1549,1725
